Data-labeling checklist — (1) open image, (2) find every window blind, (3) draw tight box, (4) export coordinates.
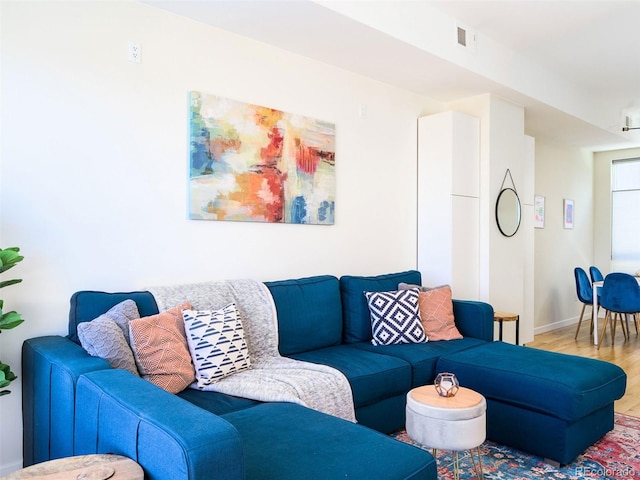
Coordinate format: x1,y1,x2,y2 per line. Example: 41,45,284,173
611,158,640,262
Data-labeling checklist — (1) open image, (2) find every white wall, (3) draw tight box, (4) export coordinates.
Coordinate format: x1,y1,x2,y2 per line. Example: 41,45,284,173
533,139,594,332
0,1,442,472
486,98,528,342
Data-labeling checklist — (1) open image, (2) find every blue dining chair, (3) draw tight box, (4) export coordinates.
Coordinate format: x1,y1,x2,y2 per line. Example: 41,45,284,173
574,267,597,339
589,266,604,284
597,273,640,349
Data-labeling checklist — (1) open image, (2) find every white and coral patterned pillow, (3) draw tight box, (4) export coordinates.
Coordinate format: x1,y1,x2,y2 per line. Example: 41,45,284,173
129,302,195,393
417,285,462,341
182,303,251,387
365,288,427,346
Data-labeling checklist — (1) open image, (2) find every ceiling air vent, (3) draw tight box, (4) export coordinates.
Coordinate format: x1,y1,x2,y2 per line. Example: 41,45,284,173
455,23,477,53
457,26,467,47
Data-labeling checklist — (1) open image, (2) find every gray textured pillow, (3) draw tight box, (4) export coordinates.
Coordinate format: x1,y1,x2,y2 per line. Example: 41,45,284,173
78,317,140,376
96,298,140,343
398,282,441,292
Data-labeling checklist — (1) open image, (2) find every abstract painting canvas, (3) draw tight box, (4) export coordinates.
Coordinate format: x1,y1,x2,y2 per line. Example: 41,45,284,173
189,91,336,224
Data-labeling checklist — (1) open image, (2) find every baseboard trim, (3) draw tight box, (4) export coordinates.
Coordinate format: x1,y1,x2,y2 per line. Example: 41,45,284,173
534,317,578,335
534,312,606,336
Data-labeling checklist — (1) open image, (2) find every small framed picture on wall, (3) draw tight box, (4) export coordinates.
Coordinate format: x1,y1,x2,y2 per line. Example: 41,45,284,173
534,195,545,228
563,199,574,229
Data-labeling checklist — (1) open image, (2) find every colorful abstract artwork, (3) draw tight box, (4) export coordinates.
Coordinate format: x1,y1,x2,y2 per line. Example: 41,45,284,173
189,92,336,224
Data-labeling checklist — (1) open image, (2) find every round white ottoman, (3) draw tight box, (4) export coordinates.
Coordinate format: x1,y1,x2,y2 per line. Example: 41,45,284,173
406,385,486,479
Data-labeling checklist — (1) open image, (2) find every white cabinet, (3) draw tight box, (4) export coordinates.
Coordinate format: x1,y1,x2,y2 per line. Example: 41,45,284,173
417,111,480,299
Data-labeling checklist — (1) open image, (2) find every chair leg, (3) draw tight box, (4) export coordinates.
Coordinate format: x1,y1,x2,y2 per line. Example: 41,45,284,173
619,313,628,340
575,304,587,339
612,313,629,343
598,311,612,350
612,313,627,343
624,314,631,340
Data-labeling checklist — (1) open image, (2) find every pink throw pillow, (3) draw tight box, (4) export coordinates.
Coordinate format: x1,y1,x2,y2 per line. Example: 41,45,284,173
417,285,462,341
129,302,195,393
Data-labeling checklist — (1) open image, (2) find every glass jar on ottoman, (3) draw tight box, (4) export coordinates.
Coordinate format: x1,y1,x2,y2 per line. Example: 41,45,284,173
406,385,486,479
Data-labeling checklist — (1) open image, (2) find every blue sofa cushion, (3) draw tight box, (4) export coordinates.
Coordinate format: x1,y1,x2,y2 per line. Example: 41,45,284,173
352,337,488,387
265,275,342,355
437,342,627,422
340,270,422,344
68,291,158,344
177,388,261,416
222,402,436,480
290,344,412,408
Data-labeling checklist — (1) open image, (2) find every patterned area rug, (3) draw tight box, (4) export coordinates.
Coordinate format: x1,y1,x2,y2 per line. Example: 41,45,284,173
392,413,640,479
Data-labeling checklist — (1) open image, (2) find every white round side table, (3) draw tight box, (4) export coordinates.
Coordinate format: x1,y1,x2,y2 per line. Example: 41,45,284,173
406,385,486,480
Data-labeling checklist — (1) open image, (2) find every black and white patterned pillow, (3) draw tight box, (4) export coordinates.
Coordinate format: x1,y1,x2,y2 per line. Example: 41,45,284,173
182,303,251,386
365,288,427,346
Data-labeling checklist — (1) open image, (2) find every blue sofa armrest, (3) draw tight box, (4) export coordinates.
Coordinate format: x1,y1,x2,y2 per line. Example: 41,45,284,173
75,369,245,480
22,336,111,466
452,300,494,342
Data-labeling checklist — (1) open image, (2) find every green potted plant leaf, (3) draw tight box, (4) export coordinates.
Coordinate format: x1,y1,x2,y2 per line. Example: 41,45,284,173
0,247,25,396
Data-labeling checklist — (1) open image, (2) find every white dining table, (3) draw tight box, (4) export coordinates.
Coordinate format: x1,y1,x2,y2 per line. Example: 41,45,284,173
592,275,640,345
591,281,603,346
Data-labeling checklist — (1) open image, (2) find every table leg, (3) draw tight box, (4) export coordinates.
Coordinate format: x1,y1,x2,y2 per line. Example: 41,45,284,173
498,320,503,341
515,317,520,345
593,283,599,346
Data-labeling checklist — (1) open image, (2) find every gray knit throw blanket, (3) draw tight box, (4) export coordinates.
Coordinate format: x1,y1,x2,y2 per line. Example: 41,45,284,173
148,279,356,423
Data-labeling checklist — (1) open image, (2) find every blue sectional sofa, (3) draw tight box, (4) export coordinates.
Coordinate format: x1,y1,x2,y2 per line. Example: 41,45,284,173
22,270,627,479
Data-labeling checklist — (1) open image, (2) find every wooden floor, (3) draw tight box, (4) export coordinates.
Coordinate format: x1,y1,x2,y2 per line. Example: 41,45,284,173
528,318,640,417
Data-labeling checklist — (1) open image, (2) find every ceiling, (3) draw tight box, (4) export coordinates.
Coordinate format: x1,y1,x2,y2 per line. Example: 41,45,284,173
430,0,640,149
144,0,640,151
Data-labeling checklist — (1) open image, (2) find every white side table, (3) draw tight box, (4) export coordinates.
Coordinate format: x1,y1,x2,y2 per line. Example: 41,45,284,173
406,385,486,480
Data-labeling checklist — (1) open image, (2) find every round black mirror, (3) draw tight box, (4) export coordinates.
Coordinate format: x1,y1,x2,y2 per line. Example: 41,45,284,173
496,188,521,237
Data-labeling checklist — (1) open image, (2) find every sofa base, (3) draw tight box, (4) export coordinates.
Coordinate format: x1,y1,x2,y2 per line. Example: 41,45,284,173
356,394,407,433
486,399,614,465
437,342,626,464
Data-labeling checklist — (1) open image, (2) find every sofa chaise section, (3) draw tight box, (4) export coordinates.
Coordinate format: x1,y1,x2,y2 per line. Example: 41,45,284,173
222,402,436,480
76,369,437,480
437,341,627,464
